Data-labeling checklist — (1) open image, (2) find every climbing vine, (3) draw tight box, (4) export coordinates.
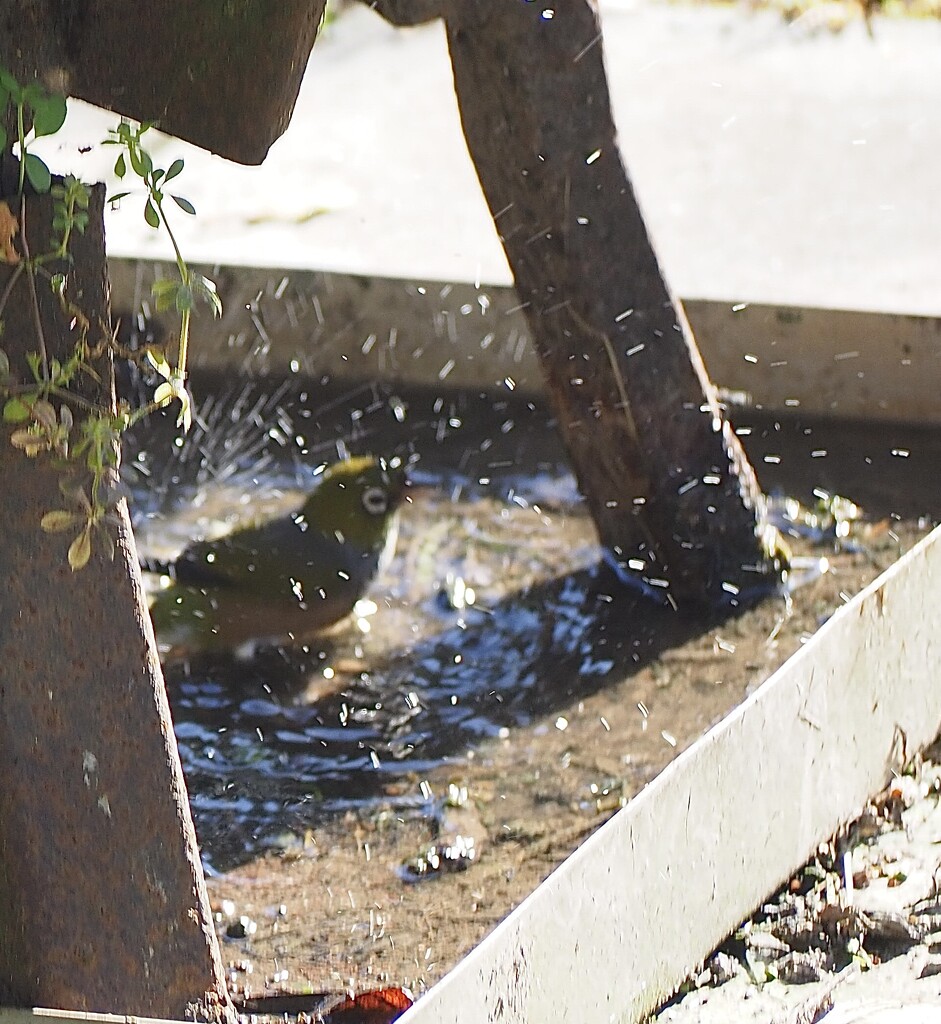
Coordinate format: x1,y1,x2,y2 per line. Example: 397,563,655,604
0,69,221,568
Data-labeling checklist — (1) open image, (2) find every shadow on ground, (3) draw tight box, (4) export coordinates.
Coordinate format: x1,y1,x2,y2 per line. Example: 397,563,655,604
166,561,738,871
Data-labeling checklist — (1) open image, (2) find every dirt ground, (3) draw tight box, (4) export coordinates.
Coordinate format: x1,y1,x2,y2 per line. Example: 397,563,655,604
179,469,932,1009
655,739,941,1023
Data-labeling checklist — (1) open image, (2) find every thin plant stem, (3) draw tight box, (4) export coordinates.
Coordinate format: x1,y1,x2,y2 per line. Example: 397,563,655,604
177,307,190,377
55,192,75,258
15,102,24,194
48,385,99,414
151,192,191,376
17,196,49,378
0,259,24,320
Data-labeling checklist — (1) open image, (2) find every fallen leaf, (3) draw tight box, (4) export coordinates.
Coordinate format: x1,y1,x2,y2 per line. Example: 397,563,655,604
322,986,414,1024
0,200,20,264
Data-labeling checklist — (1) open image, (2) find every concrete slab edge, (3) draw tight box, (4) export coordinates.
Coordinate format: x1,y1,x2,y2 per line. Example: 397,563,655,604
395,525,941,1023
0,1011,185,1024
109,259,941,427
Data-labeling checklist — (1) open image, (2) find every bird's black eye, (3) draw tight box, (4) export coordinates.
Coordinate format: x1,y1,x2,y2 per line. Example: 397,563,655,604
361,486,389,517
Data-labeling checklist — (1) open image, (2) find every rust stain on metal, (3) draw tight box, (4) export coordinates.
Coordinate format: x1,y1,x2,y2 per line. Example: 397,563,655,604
2,1,327,165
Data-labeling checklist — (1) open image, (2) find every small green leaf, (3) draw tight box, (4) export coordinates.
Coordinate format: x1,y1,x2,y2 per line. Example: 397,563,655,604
164,158,184,183
150,278,178,299
130,146,154,179
0,70,21,102
31,93,67,137
0,348,8,379
145,349,172,379
176,388,192,432
150,368,192,431
194,274,223,317
152,381,174,406
152,287,179,314
3,397,31,422
22,82,44,106
174,284,194,313
25,351,42,381
171,194,196,216
143,198,160,228
24,153,51,194
107,190,131,205
41,509,82,533
68,528,92,571
113,152,126,179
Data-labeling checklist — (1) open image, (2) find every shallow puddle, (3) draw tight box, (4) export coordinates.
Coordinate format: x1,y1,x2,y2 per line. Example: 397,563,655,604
131,378,696,870
126,374,941,880
116,372,941,994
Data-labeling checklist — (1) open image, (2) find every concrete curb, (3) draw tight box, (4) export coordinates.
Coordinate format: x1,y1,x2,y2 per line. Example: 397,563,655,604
396,524,941,1023
111,258,941,426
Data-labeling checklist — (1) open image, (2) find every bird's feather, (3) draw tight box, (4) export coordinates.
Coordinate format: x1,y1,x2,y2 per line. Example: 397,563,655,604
146,456,407,657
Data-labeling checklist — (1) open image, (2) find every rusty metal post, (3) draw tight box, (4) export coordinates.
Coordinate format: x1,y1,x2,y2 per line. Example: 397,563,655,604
0,0,326,164
0,187,231,1018
440,1,777,606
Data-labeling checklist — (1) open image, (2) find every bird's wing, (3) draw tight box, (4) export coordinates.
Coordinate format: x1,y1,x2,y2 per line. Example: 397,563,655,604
169,515,316,590
169,534,255,589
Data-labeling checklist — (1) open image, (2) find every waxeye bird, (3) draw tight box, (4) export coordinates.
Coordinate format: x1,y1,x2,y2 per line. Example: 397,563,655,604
146,456,407,658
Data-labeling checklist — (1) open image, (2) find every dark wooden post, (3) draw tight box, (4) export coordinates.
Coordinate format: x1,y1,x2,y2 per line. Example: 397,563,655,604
367,0,777,606
446,1,776,605
0,188,231,1018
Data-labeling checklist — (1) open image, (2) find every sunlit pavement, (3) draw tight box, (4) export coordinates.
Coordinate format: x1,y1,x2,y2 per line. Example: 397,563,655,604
32,1,941,316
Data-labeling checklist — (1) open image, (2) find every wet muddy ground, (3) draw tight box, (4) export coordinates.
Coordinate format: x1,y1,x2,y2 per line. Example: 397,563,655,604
127,374,941,1005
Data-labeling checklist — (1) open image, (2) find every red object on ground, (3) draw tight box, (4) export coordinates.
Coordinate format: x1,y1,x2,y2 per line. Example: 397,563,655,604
322,986,414,1023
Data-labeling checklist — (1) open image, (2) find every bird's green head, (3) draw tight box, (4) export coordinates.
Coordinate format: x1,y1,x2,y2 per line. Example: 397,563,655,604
300,455,408,551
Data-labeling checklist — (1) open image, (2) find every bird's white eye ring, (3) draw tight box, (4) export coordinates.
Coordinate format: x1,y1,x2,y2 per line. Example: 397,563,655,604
361,486,389,517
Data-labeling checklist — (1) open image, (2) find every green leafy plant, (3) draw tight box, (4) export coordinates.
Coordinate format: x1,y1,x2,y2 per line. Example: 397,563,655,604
50,175,90,259
1,301,129,568
0,68,66,194
0,70,221,570
104,120,222,430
